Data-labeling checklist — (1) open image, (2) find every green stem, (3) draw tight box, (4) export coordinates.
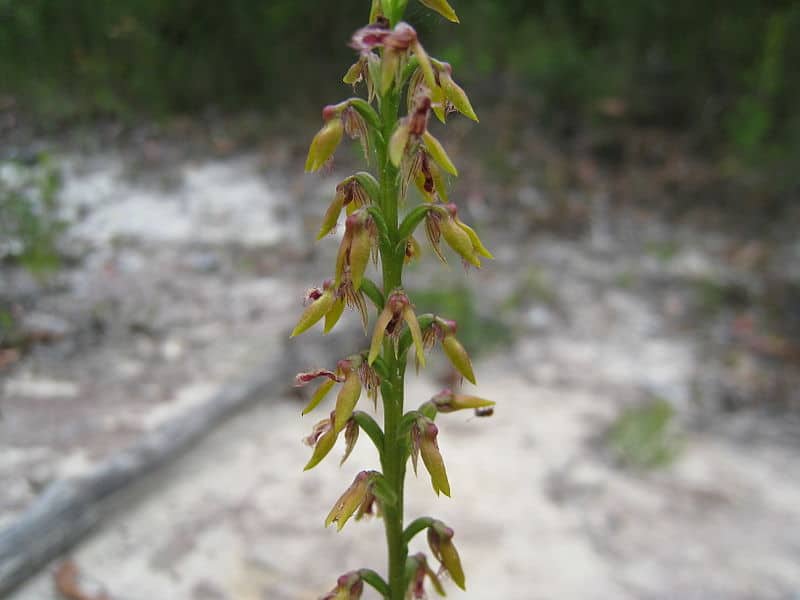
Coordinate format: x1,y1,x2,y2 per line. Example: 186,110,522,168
359,569,391,597
402,516,435,544
377,61,408,600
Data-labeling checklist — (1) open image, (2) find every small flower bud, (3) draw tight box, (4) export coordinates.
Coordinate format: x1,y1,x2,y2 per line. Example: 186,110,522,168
428,521,466,590
431,388,495,413
325,471,375,531
441,334,476,384
305,117,344,172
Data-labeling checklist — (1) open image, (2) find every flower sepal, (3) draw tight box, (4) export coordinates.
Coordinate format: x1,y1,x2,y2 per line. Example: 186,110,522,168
410,416,451,496
428,520,466,590
325,470,380,531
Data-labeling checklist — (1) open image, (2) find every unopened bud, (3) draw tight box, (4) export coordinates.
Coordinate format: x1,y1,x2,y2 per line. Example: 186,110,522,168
441,334,476,384
428,521,466,590
305,118,344,172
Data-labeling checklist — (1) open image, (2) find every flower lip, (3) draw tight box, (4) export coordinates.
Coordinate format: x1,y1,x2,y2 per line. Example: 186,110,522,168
294,369,342,387
387,290,410,312
350,23,391,53
408,95,432,136
350,21,418,53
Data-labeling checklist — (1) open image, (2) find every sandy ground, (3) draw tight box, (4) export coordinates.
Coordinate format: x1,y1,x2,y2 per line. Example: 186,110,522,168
2,148,800,599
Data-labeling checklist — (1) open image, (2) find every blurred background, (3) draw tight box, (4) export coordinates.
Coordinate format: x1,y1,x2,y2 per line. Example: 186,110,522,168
1,1,799,599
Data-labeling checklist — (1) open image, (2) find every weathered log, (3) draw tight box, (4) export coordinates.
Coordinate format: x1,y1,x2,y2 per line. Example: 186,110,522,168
0,354,288,596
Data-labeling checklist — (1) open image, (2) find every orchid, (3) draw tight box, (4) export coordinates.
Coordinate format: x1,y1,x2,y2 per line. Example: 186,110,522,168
291,2,494,597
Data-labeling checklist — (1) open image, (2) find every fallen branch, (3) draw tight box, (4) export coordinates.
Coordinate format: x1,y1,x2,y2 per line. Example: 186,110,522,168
0,353,288,596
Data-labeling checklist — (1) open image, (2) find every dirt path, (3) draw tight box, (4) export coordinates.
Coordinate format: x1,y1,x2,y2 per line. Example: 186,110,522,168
2,148,800,599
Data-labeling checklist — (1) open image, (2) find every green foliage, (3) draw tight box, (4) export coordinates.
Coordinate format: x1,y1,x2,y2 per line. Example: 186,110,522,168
608,399,682,469
2,1,798,174
0,0,367,119
0,155,64,277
